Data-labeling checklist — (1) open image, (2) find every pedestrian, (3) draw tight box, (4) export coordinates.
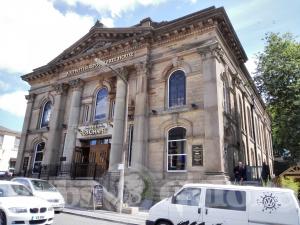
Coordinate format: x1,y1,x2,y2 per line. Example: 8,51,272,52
261,162,271,186
233,161,246,185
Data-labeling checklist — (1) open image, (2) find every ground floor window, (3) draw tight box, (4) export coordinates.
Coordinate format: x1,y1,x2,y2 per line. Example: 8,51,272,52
32,142,45,173
167,127,187,171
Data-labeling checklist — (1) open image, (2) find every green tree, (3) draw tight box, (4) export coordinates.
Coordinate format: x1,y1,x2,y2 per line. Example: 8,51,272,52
254,33,300,162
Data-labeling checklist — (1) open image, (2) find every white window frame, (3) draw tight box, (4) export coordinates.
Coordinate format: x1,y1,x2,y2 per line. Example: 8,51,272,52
32,142,45,174
167,127,187,172
167,69,187,109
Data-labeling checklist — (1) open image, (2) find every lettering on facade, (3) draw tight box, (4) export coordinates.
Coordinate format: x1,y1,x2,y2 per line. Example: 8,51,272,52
66,52,135,76
77,123,112,138
192,145,203,166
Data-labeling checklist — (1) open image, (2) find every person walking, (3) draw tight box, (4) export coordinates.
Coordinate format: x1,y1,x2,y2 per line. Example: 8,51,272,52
261,162,271,186
234,161,246,185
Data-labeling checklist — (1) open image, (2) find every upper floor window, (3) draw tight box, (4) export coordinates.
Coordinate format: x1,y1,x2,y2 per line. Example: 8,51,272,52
168,70,186,107
14,137,20,149
40,101,52,128
167,127,187,171
0,135,3,149
239,97,244,130
94,88,108,121
223,82,230,113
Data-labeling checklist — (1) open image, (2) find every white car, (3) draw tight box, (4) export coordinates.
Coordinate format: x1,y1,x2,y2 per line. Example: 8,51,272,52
0,180,54,225
12,178,65,213
147,183,300,225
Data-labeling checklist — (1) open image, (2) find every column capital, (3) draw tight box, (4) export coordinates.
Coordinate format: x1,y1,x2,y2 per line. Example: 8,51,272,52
197,40,224,62
53,83,69,95
69,78,84,91
25,93,36,103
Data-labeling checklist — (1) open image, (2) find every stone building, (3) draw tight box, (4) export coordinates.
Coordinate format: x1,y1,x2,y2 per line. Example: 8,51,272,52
0,126,20,171
16,6,273,194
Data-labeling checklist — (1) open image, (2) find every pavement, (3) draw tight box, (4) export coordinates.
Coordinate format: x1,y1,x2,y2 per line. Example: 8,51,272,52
63,207,148,225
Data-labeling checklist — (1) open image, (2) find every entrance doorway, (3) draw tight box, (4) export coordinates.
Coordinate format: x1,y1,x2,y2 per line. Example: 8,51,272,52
73,137,111,177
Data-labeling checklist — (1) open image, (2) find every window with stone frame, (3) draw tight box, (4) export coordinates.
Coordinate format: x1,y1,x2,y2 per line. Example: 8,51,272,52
167,127,187,171
40,101,52,128
94,87,109,121
0,135,3,149
32,142,45,173
168,70,186,107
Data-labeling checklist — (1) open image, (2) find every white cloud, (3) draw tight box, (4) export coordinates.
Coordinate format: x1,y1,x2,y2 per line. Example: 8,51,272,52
245,57,258,77
101,17,115,28
0,81,10,91
57,0,167,18
0,0,94,74
0,91,28,117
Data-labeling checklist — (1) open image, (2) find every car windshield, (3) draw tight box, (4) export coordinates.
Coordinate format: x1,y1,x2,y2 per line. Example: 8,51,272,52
31,180,56,192
0,184,33,197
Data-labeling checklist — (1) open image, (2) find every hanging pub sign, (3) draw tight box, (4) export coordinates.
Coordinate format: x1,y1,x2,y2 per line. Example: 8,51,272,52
192,145,203,166
92,184,103,210
77,122,113,139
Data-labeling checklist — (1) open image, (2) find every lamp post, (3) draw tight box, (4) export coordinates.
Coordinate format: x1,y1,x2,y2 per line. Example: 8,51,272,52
95,58,128,213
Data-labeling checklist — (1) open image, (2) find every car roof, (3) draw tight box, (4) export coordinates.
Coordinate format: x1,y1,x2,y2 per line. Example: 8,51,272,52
0,180,24,185
183,183,293,193
12,177,46,182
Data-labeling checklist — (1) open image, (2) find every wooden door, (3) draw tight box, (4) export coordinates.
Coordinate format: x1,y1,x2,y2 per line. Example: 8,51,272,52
89,144,110,171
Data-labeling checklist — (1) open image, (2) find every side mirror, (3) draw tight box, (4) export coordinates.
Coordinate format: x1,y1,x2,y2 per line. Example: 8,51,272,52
171,195,176,204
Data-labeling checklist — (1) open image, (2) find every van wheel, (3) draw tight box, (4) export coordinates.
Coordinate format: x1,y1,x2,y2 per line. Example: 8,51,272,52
0,210,6,225
156,220,172,225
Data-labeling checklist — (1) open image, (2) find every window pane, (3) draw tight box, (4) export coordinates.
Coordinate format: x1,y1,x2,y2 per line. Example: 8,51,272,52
35,152,43,162
168,141,185,154
205,189,246,211
169,70,186,107
41,101,51,128
168,155,186,171
174,188,201,206
95,88,108,121
169,127,186,140
36,142,45,152
33,162,42,173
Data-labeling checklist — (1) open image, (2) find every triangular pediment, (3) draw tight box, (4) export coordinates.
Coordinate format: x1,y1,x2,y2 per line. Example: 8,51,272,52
280,166,300,178
49,22,153,65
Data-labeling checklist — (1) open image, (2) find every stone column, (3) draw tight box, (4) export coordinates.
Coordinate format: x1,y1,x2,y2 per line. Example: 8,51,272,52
15,93,36,174
131,62,149,169
43,83,68,165
109,69,128,171
198,41,228,182
63,79,84,165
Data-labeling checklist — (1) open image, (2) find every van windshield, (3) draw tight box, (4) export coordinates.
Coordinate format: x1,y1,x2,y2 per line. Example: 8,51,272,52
31,180,57,192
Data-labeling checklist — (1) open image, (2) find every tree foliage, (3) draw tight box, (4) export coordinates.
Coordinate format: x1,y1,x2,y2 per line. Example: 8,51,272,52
254,33,300,162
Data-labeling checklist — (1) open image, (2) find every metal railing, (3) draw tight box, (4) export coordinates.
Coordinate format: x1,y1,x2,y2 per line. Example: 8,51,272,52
20,163,106,180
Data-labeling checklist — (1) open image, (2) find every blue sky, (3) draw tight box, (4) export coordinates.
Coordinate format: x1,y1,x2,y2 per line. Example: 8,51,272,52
0,0,299,132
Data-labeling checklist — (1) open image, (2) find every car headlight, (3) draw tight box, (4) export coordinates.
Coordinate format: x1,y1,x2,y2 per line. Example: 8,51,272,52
48,207,54,211
9,207,28,213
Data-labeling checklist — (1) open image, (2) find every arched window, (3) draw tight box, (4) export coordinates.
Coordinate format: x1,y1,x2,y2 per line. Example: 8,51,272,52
239,97,244,130
167,127,187,171
32,142,45,173
94,87,109,121
168,70,186,107
223,82,230,113
40,101,51,128
247,107,253,138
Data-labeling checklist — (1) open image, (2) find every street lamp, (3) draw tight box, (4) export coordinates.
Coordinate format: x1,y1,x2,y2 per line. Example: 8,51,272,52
95,58,128,213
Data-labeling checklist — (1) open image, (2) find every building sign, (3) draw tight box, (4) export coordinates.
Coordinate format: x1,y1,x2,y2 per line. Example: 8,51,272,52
192,145,203,166
66,52,134,76
77,123,113,139
92,184,103,209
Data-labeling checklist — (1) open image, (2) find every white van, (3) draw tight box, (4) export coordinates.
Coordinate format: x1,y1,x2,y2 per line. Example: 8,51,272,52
146,184,300,225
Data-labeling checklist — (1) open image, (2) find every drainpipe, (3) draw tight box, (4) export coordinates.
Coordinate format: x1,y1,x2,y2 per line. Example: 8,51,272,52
251,95,259,180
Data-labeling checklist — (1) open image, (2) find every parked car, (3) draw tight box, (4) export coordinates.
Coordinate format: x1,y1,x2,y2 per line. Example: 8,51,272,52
0,171,12,180
12,178,65,213
0,180,54,225
146,183,300,225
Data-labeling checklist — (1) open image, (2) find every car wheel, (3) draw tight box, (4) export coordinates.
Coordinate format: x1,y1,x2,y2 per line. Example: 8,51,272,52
156,220,172,225
0,210,6,225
